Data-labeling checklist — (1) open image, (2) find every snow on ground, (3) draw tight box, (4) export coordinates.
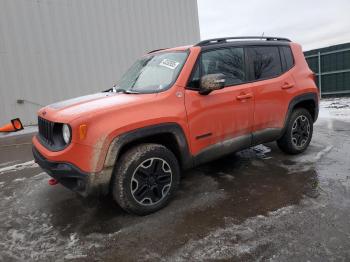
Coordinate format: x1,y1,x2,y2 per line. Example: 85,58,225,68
170,205,296,261
319,97,350,122
0,96,349,261
0,125,37,139
0,160,38,175
0,171,99,261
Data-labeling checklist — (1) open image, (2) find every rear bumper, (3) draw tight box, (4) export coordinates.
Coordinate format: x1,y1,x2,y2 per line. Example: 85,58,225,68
32,146,96,197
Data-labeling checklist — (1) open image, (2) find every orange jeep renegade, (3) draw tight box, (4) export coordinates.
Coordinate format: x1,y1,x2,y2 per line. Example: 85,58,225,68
33,36,319,215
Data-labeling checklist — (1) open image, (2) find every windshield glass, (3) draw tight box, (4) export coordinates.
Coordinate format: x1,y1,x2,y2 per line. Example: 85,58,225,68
115,51,188,93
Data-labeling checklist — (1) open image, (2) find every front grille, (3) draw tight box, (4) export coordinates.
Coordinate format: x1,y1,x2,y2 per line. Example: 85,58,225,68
38,117,55,145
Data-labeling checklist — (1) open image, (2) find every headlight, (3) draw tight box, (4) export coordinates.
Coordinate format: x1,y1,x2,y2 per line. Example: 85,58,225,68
62,124,71,144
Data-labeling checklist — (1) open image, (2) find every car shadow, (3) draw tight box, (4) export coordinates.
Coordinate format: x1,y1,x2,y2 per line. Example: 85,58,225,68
46,144,319,242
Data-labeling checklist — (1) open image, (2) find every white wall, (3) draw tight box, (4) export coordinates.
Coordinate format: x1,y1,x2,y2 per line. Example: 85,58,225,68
0,0,200,125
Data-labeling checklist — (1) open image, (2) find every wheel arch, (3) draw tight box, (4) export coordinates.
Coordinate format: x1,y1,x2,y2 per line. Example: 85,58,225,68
281,92,319,136
286,92,318,121
104,123,193,171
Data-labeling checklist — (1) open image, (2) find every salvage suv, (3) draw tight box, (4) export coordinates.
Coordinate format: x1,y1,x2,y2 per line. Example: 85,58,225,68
33,36,319,215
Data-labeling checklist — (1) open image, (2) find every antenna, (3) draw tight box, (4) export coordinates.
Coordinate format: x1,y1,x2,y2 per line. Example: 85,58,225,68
261,32,265,39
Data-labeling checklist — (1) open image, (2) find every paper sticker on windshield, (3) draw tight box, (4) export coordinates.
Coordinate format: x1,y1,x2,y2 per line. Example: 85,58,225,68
159,59,180,70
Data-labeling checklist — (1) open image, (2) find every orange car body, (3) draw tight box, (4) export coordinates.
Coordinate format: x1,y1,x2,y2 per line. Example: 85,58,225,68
33,38,319,196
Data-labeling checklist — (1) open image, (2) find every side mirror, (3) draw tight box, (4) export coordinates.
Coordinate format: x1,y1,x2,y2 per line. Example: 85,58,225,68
0,118,24,132
199,73,226,95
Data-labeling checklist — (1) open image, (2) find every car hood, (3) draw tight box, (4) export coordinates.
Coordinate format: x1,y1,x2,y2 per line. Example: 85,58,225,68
38,92,157,123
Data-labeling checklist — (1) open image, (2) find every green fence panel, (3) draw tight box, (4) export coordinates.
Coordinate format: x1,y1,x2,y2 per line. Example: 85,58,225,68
304,42,350,96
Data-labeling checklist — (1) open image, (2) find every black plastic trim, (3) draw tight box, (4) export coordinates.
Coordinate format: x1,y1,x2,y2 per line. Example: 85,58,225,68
195,36,291,46
148,48,168,54
193,134,251,166
199,40,291,52
32,146,90,196
106,123,194,170
252,128,282,146
37,118,71,152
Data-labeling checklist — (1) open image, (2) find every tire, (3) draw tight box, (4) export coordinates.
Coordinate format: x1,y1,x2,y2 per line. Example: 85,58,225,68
277,108,313,154
112,143,180,215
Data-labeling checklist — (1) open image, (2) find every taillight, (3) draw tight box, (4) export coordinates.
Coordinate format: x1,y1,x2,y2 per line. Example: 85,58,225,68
311,72,321,98
312,73,317,84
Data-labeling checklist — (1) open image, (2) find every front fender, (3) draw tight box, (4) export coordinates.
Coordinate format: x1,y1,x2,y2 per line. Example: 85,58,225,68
103,123,193,170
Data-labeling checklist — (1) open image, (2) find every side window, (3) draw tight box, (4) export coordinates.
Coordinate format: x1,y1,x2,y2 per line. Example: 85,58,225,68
187,60,200,89
248,46,282,80
280,46,294,71
188,47,245,88
201,47,245,86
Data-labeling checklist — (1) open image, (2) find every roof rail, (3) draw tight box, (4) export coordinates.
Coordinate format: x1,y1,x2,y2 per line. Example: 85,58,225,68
195,36,291,46
148,48,167,54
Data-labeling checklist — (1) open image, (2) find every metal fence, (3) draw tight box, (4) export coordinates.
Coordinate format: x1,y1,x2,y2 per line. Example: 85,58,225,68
304,42,350,97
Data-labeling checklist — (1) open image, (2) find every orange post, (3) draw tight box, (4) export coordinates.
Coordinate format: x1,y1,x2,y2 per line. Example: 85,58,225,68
0,118,24,132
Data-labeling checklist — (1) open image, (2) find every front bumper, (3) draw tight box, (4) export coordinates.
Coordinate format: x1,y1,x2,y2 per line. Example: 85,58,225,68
32,146,94,197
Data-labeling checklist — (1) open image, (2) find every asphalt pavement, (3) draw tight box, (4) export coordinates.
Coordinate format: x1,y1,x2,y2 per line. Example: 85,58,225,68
0,116,349,261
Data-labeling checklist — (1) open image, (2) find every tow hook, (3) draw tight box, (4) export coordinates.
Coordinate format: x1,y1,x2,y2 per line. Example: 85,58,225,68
48,178,58,186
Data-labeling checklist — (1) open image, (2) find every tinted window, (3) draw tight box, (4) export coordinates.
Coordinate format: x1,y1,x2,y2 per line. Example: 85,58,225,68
188,60,200,88
280,46,294,71
201,48,245,86
248,46,282,80
280,48,287,71
188,48,245,89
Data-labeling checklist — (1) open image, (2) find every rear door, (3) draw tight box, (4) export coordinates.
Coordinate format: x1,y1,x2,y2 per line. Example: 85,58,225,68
185,47,254,159
246,45,295,144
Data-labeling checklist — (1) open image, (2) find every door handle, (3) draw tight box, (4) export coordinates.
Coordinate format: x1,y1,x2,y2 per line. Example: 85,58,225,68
281,82,294,89
236,93,253,100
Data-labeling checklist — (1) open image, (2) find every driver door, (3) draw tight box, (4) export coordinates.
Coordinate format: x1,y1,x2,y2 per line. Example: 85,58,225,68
185,47,254,163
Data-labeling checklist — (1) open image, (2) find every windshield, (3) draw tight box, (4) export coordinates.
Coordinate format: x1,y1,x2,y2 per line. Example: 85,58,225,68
115,51,188,93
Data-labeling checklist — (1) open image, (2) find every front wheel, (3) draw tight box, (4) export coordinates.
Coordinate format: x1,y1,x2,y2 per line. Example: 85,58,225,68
112,143,180,215
277,108,313,154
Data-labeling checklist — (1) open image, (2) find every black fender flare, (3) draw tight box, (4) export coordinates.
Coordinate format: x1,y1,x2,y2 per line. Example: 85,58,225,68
281,92,319,135
103,123,194,170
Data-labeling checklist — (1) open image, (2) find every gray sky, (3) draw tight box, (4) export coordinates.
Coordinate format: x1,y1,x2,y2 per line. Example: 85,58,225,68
197,0,350,51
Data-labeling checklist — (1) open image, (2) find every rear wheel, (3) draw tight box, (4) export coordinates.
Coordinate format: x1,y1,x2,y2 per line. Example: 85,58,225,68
112,143,180,215
277,108,313,154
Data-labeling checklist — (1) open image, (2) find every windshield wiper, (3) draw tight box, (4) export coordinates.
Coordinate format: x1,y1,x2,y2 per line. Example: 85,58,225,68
103,86,139,94
114,88,140,94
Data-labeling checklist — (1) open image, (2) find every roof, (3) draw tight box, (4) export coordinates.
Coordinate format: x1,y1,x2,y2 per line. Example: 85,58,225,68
196,36,291,51
148,36,292,54
195,36,291,46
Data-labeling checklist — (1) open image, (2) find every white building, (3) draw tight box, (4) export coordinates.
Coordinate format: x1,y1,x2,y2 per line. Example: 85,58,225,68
0,0,200,125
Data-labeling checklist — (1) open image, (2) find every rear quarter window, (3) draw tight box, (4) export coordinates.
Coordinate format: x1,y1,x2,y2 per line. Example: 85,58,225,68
280,46,294,71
